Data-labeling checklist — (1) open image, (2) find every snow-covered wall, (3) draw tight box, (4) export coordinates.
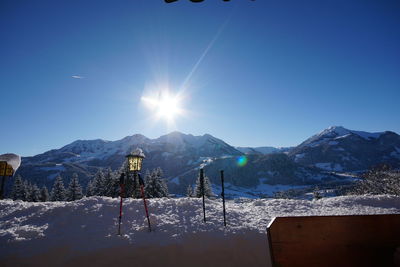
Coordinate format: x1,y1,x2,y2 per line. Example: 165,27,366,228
1,195,400,266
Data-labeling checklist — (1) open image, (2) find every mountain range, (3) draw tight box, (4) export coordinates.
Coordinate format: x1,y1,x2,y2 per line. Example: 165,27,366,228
289,126,400,172
12,126,400,198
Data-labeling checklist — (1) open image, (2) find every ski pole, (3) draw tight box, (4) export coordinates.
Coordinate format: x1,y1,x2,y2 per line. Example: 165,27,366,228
221,170,226,227
139,174,151,232
118,173,125,236
200,168,206,223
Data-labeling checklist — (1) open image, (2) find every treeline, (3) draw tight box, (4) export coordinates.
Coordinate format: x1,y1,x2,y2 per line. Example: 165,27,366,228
9,167,171,202
11,173,82,202
86,167,169,198
348,164,400,196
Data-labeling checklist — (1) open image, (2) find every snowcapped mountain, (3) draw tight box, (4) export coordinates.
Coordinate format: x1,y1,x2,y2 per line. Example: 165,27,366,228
28,134,150,165
15,132,243,193
28,131,239,166
12,126,400,197
289,126,400,172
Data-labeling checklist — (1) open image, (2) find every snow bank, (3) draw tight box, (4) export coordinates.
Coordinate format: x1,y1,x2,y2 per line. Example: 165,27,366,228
1,195,400,267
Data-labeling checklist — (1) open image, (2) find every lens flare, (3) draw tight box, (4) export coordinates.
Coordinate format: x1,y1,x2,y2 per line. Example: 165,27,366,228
236,156,248,167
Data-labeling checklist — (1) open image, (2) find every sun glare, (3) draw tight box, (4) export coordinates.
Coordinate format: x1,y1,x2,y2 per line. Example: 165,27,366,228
141,90,184,123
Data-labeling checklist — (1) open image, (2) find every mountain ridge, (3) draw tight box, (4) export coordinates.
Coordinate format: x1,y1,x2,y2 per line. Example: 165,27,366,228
290,126,400,172
11,127,400,197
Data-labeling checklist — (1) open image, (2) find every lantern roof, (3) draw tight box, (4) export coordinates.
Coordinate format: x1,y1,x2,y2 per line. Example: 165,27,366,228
126,148,145,158
0,153,21,172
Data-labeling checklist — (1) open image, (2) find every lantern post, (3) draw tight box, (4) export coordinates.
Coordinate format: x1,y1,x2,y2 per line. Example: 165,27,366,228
126,148,151,232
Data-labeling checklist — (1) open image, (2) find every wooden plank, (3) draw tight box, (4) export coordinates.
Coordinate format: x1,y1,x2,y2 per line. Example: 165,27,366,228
267,214,400,267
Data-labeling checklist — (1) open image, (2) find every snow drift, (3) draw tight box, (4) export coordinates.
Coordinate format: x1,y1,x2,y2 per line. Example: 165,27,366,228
1,195,400,267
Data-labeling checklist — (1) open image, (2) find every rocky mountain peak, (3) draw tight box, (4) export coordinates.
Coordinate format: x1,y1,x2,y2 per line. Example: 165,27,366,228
323,126,350,136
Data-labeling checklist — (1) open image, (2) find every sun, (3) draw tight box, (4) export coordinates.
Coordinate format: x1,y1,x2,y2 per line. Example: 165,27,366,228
141,90,184,123
155,93,180,120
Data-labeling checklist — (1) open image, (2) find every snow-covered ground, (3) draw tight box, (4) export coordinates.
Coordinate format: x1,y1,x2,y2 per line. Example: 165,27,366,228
1,195,400,267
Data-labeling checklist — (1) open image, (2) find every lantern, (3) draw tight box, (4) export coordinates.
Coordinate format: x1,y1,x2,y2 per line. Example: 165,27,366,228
126,148,145,172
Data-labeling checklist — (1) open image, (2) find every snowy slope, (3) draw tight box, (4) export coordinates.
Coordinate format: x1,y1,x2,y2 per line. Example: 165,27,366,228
1,195,400,266
24,132,240,166
12,127,400,199
15,132,243,194
235,146,293,155
289,126,400,171
301,126,385,147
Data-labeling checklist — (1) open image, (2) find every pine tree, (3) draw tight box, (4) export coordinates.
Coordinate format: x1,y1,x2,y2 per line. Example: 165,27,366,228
86,180,95,197
24,181,32,201
103,168,117,197
194,175,214,198
110,172,121,198
11,175,27,201
155,167,168,197
24,182,32,201
145,168,168,198
186,184,193,197
50,176,66,201
144,170,153,198
30,184,41,202
66,173,83,201
40,186,49,202
92,170,106,196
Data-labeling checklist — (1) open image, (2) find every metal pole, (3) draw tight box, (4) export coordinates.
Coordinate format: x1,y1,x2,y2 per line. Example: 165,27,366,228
118,173,125,236
138,173,151,232
200,168,206,223
132,171,137,198
221,170,226,227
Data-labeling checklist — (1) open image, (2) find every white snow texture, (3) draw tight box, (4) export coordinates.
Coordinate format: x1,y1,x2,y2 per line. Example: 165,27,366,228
1,195,400,267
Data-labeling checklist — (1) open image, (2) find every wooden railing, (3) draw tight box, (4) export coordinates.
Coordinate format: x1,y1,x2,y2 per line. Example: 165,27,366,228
267,214,400,267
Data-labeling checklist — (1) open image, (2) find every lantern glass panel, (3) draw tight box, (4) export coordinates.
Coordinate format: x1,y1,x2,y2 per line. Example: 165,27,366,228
128,156,142,171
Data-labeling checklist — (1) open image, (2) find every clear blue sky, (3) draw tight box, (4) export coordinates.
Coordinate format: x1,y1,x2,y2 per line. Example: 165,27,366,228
1,0,399,156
